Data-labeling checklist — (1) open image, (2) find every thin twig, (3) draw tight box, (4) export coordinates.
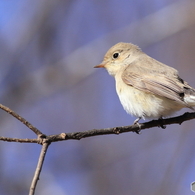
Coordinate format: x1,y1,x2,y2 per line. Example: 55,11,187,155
0,104,44,136
0,106,194,195
1,112,195,144
0,137,39,143
29,142,50,195
48,112,195,141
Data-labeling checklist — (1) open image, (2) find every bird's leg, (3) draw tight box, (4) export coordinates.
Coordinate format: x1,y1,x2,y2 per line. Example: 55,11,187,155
133,117,141,125
133,117,142,134
158,117,166,129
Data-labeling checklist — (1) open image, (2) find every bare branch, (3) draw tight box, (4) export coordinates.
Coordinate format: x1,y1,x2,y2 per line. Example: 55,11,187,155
0,104,195,195
0,137,39,143
0,104,44,136
29,142,50,195
48,112,195,141
1,112,195,144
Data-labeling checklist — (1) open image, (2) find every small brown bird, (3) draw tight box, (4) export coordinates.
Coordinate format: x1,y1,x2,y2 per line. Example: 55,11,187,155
95,42,195,124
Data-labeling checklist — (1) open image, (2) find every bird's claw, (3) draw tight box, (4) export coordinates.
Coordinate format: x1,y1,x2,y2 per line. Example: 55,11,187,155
158,117,166,129
133,117,142,134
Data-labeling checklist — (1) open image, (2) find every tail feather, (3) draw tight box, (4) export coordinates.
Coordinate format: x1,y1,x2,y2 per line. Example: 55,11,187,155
184,87,195,107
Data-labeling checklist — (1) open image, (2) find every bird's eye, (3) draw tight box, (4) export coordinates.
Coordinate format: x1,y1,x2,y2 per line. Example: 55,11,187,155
112,52,119,59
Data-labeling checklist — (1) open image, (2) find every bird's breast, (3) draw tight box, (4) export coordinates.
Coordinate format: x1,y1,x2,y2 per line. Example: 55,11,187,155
115,74,184,118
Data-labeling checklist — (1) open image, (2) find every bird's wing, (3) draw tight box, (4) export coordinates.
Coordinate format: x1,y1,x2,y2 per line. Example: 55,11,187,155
122,63,186,105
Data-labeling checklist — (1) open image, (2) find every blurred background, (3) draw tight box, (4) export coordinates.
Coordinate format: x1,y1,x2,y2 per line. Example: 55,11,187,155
0,0,195,194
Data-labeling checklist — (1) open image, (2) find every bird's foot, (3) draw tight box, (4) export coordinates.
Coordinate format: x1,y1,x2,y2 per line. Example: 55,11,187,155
158,117,166,129
133,117,142,134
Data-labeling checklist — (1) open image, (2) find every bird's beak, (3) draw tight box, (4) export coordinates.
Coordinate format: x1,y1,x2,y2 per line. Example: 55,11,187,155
94,63,105,68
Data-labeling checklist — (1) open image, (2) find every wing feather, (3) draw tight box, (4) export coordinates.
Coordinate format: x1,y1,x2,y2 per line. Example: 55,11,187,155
122,63,186,105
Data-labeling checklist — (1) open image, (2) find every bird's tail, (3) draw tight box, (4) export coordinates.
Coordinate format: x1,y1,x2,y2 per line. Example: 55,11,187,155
184,87,195,107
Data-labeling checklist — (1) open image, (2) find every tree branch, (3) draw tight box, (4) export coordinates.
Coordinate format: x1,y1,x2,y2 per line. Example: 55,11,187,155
0,104,44,136
1,112,195,144
0,137,39,143
29,141,50,195
0,103,195,195
46,112,195,141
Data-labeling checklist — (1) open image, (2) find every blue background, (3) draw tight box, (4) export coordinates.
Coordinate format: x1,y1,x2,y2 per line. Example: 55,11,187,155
0,0,195,194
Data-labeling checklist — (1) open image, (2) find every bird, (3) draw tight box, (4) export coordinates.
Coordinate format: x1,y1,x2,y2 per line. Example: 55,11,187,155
94,42,195,126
